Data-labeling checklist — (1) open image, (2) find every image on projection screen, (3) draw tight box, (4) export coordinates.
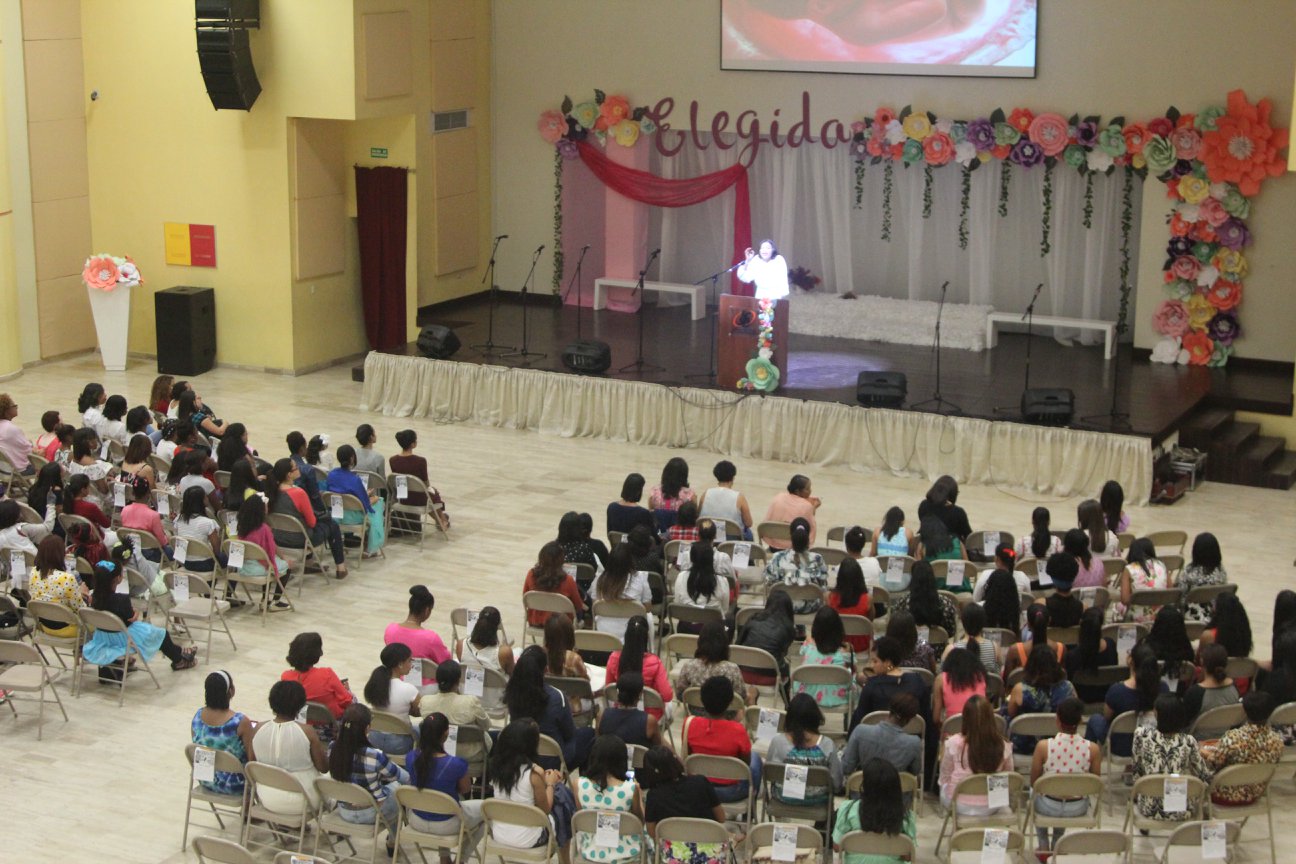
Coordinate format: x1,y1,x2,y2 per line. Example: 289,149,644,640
721,0,1037,78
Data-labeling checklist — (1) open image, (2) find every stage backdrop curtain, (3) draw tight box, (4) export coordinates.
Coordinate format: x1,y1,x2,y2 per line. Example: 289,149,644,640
576,140,752,295
361,351,1152,503
355,166,409,351
617,134,1139,345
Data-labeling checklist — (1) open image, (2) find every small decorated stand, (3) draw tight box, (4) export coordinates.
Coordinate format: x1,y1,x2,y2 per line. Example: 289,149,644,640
83,254,142,372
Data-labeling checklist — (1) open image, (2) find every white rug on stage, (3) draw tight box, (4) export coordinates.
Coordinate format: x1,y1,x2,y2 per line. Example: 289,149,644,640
786,291,992,351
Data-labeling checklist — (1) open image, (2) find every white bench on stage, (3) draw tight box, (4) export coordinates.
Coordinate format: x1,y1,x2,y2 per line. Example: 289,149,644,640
985,311,1117,359
593,278,707,321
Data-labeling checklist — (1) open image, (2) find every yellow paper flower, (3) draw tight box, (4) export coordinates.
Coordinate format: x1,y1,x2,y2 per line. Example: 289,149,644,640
1177,175,1211,205
1186,293,1215,330
901,113,932,141
1214,248,1248,279
1131,152,1147,170
610,118,640,147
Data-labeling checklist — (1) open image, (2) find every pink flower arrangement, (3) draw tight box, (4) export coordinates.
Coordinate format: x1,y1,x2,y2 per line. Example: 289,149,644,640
82,254,142,292
1153,299,1190,337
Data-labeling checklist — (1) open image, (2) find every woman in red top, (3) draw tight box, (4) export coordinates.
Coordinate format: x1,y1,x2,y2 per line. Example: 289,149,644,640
265,458,348,579
235,493,292,609
605,616,673,718
522,541,585,626
281,631,353,719
827,557,872,652
681,675,753,801
65,474,113,537
149,375,174,416
388,429,450,529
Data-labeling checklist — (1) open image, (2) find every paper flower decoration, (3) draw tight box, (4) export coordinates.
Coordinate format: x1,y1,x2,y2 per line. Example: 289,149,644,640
82,254,142,292
740,356,780,392
1198,90,1289,195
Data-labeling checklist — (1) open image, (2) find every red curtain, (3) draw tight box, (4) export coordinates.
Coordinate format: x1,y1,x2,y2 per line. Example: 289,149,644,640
577,141,753,295
355,166,409,350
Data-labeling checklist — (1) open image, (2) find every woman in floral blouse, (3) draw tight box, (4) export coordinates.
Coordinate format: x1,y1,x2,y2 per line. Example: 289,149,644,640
762,518,827,614
1132,694,1212,820
26,535,87,637
1178,533,1227,624
1201,691,1283,806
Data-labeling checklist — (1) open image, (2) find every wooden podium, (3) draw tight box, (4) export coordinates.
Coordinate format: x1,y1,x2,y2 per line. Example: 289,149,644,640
717,294,789,390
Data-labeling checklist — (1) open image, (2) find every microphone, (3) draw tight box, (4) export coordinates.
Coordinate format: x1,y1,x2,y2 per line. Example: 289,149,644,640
495,234,509,240
648,248,661,260
941,281,950,291
533,244,545,257
581,244,591,252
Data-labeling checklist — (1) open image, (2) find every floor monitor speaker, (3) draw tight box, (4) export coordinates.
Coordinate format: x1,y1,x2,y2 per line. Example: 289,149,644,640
417,325,461,359
155,286,216,376
1021,388,1075,425
562,340,612,374
856,371,907,408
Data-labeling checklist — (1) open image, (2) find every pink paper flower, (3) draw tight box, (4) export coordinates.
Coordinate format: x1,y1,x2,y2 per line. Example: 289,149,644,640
537,110,566,144
1027,112,1069,157
1170,126,1202,160
1153,299,1190,337
1198,197,1229,228
83,255,120,291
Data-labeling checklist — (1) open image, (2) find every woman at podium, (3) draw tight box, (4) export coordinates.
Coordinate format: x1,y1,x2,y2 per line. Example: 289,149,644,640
736,240,789,300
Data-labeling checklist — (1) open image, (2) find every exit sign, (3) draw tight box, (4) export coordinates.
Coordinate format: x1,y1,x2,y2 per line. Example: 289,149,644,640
370,147,388,159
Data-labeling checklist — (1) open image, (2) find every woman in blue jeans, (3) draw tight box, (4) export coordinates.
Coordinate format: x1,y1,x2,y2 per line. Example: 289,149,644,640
330,704,410,857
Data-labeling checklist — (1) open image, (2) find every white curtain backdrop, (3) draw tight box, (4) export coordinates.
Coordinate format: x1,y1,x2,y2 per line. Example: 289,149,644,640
638,135,1141,344
360,352,1153,502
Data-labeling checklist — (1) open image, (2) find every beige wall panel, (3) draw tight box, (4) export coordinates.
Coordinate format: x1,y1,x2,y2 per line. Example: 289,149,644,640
431,127,476,200
23,38,83,122
31,194,90,281
35,273,93,356
434,191,476,276
293,120,345,200
429,38,474,110
429,0,474,41
27,117,88,202
20,0,81,41
361,11,412,100
294,193,347,280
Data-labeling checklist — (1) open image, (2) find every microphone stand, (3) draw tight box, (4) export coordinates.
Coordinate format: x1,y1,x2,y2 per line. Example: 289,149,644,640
911,281,963,415
1081,319,1131,430
503,246,547,363
995,282,1043,415
560,245,592,342
617,249,664,374
470,235,515,355
685,260,742,383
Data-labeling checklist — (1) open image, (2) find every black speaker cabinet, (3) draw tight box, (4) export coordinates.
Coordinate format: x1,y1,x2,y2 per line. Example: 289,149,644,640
155,286,216,376
1021,388,1075,425
417,325,461,359
196,0,262,112
856,371,907,408
562,340,612,375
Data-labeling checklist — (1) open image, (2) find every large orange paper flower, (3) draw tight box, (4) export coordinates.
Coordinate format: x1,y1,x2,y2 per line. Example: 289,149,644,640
1181,330,1215,365
83,255,120,290
1199,90,1289,196
596,95,631,132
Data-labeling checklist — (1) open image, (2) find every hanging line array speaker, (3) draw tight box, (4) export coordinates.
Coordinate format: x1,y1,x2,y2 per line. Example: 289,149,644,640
196,0,262,111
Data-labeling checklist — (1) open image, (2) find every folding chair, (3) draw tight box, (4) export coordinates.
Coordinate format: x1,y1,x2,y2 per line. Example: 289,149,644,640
267,512,332,592
574,628,622,665
1182,584,1237,613
450,606,510,647
745,704,786,759
845,768,921,818
661,632,698,676
454,724,491,795
1008,713,1061,775
549,676,598,727
756,521,791,548
811,546,848,567
935,772,1025,859
1024,772,1103,852
1071,667,1126,713
1223,657,1257,685
1204,763,1276,864
386,473,447,548
523,591,576,645
370,709,415,758
192,836,256,864
1126,589,1182,619
1156,820,1240,864
789,664,855,733
571,809,645,864
876,555,915,595
668,602,723,635
969,531,1016,560
1123,774,1206,847
1189,704,1245,741
168,571,236,661
730,644,784,707
654,817,731,864
76,606,162,706
746,821,823,862
1145,531,1188,558
0,450,32,494
0,639,68,739
769,583,826,630
1269,701,1296,780
538,733,569,778
24,599,83,676
0,593,32,640
608,529,627,548
1049,829,1128,864
392,787,471,864
949,827,1027,864
759,763,834,848
183,742,248,848
839,829,915,862
680,687,745,722
313,777,389,862
480,798,558,864
1100,711,1139,814
242,762,315,855
329,492,369,569
223,538,292,625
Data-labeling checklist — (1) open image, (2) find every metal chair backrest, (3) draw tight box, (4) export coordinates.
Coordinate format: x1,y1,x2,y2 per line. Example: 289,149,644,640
573,628,622,656
1145,530,1188,557
1189,703,1245,739
747,822,823,854
315,776,379,811
192,835,257,864
839,829,915,860
811,546,848,567
1128,774,1206,819
756,521,791,546
523,590,577,620
1051,829,1128,858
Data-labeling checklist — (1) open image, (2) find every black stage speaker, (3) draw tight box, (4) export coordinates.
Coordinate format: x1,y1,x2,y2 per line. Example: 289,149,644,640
155,286,216,376
856,371,907,408
196,1,262,111
1021,388,1075,425
561,340,612,375
417,325,461,359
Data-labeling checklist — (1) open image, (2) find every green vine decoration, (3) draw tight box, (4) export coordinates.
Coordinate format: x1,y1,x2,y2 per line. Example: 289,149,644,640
1040,161,1053,257
881,160,893,241
958,166,971,250
921,164,934,219
1082,172,1094,230
998,160,1011,217
853,159,866,209
1116,166,1134,337
551,149,564,293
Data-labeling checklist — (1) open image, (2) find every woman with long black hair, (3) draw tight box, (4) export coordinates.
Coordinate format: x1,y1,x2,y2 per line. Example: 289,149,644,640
605,616,673,713
892,560,957,636
362,642,419,755
832,758,914,864
329,703,408,856
504,645,595,771
1084,642,1166,756
762,517,827,614
1016,506,1063,560
405,712,485,857
1178,532,1228,623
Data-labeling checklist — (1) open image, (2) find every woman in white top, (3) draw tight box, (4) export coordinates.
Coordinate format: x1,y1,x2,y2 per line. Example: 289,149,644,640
672,543,730,616
1077,499,1121,557
1029,697,1100,851
362,643,421,755
696,460,752,540
487,719,564,848
253,680,329,813
589,543,653,638
98,395,131,448
455,605,515,676
736,239,789,300
66,428,116,512
1016,507,1064,559
77,383,107,436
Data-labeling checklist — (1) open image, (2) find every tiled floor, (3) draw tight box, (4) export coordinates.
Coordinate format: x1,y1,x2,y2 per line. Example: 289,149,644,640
1,353,1293,863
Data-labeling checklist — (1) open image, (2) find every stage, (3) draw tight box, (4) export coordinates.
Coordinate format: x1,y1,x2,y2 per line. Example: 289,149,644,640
355,292,1292,503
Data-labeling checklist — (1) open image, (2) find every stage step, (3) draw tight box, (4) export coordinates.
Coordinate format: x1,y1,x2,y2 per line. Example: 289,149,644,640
1206,421,1260,482
1266,452,1296,490
1179,408,1233,451
1237,435,1285,485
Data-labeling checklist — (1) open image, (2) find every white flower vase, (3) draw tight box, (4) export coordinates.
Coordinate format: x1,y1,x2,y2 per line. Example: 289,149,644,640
86,283,132,371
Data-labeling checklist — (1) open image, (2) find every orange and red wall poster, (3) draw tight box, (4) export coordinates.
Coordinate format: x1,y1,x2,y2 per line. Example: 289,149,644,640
163,222,217,267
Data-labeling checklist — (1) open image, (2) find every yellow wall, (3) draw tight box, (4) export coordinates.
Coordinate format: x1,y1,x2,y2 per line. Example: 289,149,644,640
493,0,1296,362
0,20,20,376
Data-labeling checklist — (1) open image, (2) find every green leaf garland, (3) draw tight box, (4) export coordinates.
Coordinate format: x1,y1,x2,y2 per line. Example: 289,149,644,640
881,160,893,242
998,161,1011,217
551,149,564,293
921,164,934,219
1040,161,1053,257
1116,166,1134,337
853,159,865,209
958,165,971,250
1082,172,1094,230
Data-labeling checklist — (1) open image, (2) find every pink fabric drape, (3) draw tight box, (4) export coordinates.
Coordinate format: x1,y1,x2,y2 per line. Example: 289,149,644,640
576,141,753,295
